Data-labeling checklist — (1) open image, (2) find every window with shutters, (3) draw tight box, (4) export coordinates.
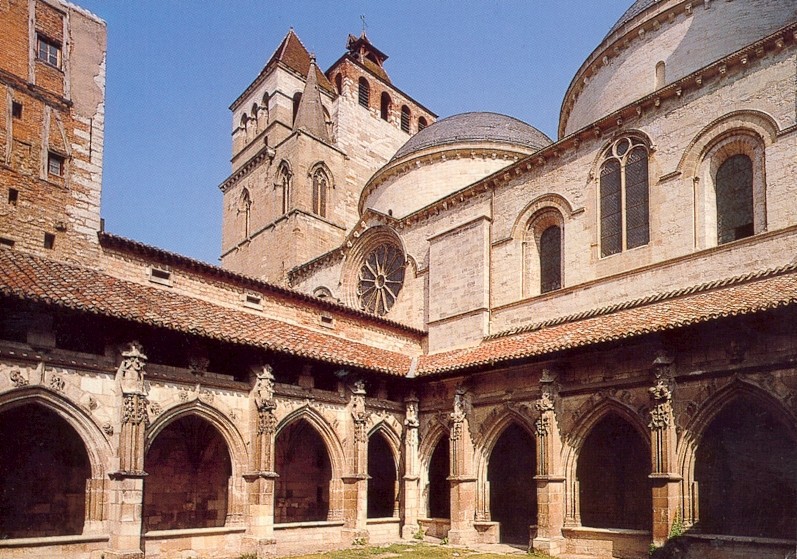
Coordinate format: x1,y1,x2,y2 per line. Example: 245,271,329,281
400,105,411,133
358,78,370,108
599,137,650,257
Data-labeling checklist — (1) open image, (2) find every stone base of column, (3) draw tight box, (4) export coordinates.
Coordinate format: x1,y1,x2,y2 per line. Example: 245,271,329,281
102,551,144,559
532,536,565,556
341,528,369,545
401,523,421,540
242,536,277,558
447,528,479,545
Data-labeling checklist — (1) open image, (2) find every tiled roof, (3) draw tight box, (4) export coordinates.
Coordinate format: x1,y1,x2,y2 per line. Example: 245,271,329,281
231,29,334,110
417,264,797,375
392,112,552,161
99,232,424,335
0,248,412,376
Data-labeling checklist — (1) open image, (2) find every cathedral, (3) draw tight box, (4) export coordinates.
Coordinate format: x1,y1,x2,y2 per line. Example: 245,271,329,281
1,1,796,558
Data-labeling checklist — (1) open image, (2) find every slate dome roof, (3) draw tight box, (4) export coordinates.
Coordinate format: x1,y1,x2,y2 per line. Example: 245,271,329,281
605,0,664,38
392,112,552,161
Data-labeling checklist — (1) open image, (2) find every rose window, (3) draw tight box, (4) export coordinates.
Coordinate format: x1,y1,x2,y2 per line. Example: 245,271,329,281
357,244,405,316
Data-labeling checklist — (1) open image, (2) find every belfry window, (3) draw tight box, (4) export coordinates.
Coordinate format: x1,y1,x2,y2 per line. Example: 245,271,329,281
599,137,649,257
400,105,411,133
312,167,329,218
716,154,754,244
277,162,291,214
418,117,428,131
358,78,370,108
380,92,391,121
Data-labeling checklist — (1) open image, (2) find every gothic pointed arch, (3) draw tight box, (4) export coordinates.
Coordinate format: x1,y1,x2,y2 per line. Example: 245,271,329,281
238,187,252,238
477,415,538,544
367,426,399,518
595,133,651,257
568,404,651,531
274,406,345,523
678,379,797,537
420,426,451,520
308,161,334,219
0,400,93,537
0,386,112,479
275,405,345,479
276,159,292,215
145,400,248,477
144,412,234,530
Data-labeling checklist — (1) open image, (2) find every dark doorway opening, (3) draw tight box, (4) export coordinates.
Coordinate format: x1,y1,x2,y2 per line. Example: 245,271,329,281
274,419,331,523
368,432,397,518
577,413,651,530
428,437,450,518
0,404,90,538
144,415,232,530
488,423,537,544
695,397,796,538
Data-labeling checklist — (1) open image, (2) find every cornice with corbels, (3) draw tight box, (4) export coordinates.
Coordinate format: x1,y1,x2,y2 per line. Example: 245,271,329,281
559,0,795,138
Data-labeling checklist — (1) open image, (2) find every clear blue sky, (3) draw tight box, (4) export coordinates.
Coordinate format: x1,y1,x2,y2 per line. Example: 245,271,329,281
77,1,632,264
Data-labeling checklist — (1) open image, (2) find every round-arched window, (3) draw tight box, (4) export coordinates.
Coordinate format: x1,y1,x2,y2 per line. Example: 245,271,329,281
357,244,405,316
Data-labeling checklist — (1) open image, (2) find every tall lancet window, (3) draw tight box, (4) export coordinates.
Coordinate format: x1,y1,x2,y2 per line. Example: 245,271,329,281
599,137,650,257
312,167,330,218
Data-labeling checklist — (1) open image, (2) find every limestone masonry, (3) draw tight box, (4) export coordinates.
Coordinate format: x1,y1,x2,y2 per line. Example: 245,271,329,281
1,1,796,558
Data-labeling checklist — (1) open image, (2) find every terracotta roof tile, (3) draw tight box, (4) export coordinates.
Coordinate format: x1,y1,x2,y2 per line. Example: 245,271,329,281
417,264,797,375
0,248,411,376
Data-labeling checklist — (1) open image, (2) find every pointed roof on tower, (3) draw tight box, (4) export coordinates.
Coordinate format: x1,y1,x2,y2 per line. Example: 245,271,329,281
345,32,391,83
230,28,334,111
293,55,331,143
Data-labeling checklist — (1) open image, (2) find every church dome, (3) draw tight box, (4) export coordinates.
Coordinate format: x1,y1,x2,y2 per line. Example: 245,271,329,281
361,112,551,219
393,112,551,161
559,0,797,137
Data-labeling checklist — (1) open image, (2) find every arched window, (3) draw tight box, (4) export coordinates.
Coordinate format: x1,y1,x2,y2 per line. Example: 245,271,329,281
292,92,302,124
400,105,411,133
655,61,666,89
334,73,342,95
539,225,562,293
259,93,269,128
716,154,754,244
276,161,291,214
599,136,650,257
524,209,564,297
380,92,391,121
358,78,370,108
312,166,330,218
418,116,428,131
251,103,259,132
239,188,252,238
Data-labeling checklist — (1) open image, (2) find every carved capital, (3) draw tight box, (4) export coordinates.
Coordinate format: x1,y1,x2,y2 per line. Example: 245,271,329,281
122,394,150,426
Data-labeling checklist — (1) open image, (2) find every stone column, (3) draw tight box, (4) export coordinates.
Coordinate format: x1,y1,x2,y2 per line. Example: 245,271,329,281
448,386,477,545
648,351,681,546
243,365,278,558
401,392,421,539
342,380,369,542
106,342,148,559
532,370,566,555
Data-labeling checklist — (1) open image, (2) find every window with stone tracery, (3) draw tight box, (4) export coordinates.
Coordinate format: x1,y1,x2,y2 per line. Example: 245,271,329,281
357,243,405,316
312,167,329,217
276,162,291,215
599,136,649,257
